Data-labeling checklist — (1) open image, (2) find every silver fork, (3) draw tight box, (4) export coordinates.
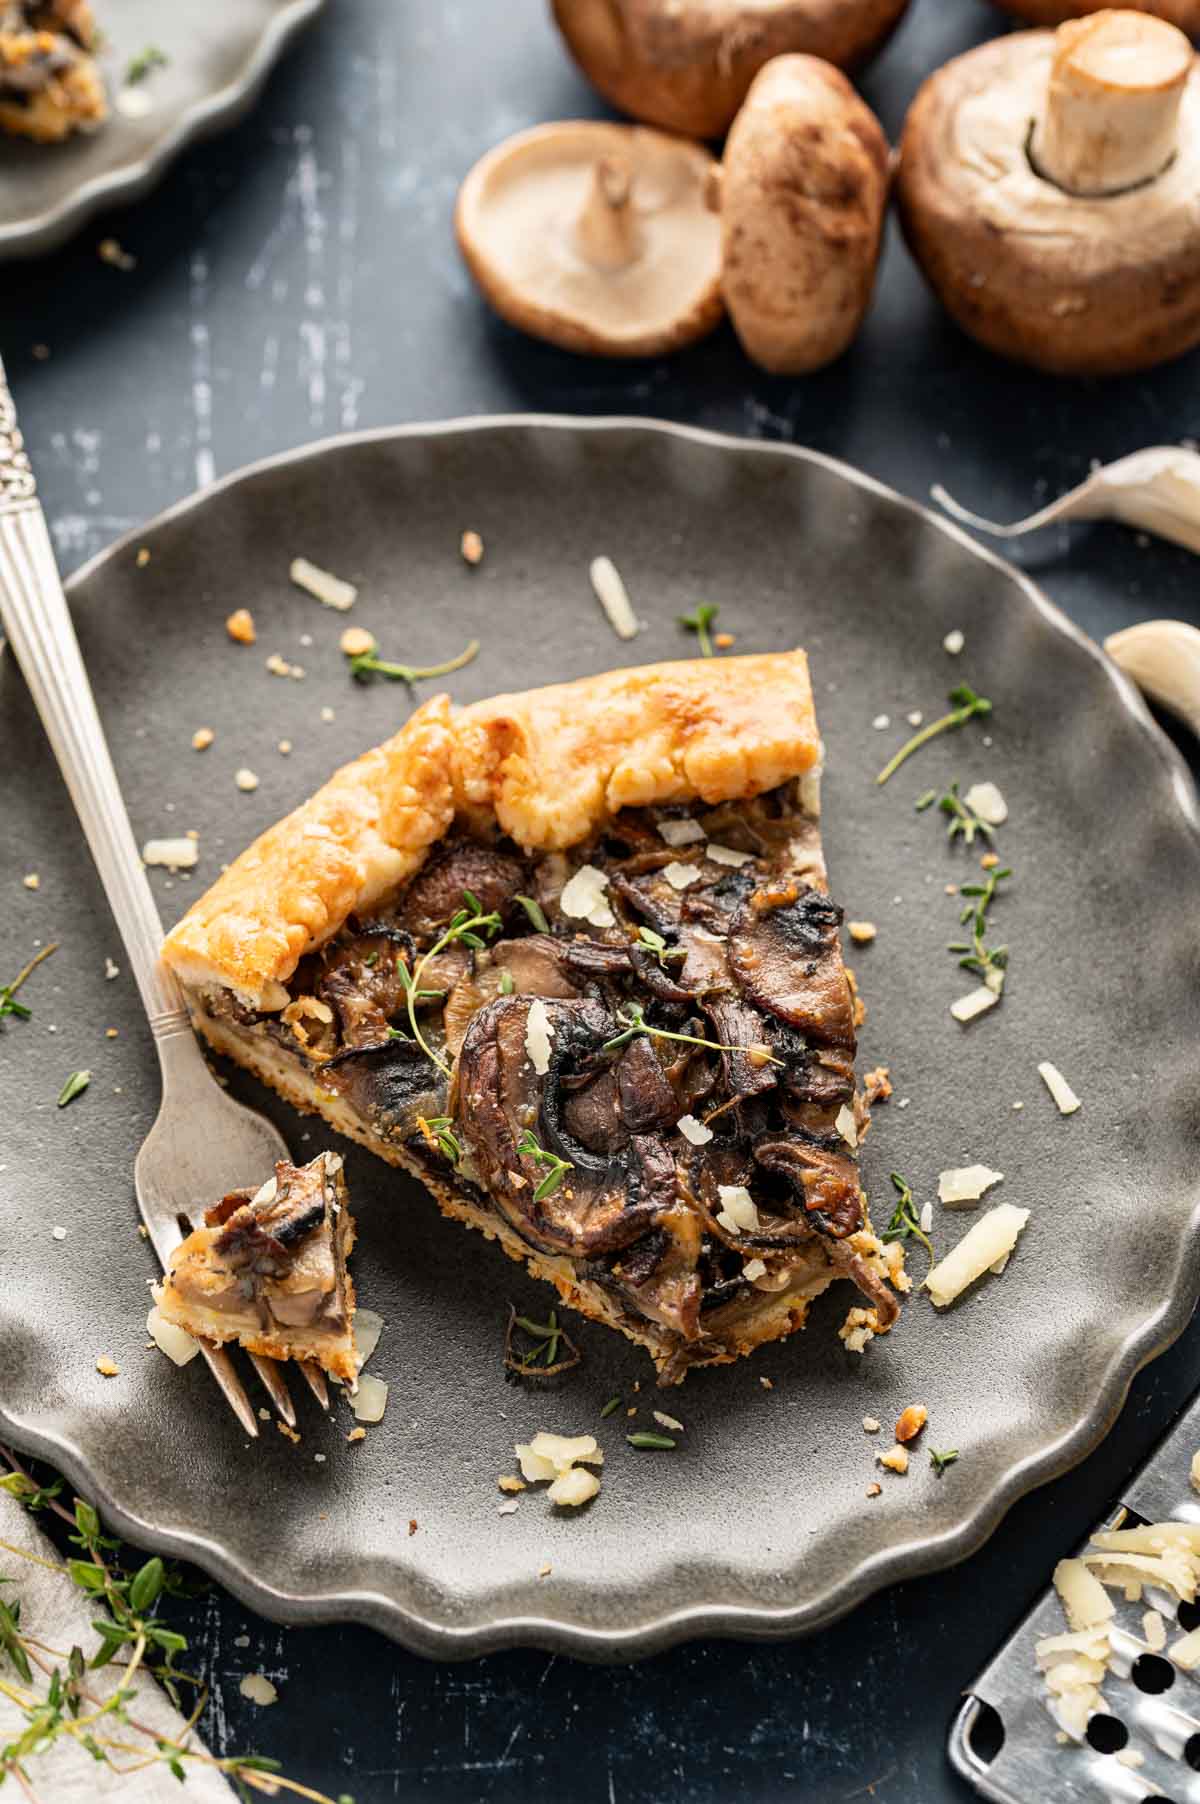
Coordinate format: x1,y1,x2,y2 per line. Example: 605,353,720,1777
0,354,327,1438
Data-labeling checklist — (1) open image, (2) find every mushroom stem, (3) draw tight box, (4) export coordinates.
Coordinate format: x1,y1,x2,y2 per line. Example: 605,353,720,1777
574,155,641,269
1031,10,1193,197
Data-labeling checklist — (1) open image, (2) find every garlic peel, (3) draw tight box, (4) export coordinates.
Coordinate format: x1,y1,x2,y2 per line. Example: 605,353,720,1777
1103,618,1200,740
933,448,1200,556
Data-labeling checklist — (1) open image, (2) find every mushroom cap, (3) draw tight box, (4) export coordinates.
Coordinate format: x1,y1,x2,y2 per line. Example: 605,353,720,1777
895,29,1200,375
992,0,1200,31
549,0,911,139
455,122,724,359
717,55,890,373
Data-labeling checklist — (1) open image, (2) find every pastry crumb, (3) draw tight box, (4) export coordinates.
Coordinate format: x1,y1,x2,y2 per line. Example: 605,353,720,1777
266,652,305,680
538,1562,552,1578
895,1405,928,1444
105,958,119,980
863,1065,891,1105
225,608,256,645
235,768,259,793
862,1416,881,1434
980,851,999,869
943,629,965,655
191,727,214,751
136,547,151,567
238,1673,278,1707
320,706,335,723
277,1422,301,1444
22,872,39,890
866,1482,882,1498
278,740,292,756
347,1426,366,1443
95,1356,120,1377
105,1027,118,1039
408,1519,418,1536
878,1446,909,1474
498,1475,525,1494
98,237,136,271
872,713,890,730
847,921,876,944
906,710,923,726
460,529,484,565
713,631,735,649
51,1225,67,1241
339,625,376,659
759,1376,773,1391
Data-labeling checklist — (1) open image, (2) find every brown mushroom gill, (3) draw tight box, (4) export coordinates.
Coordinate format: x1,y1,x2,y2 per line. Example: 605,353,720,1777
249,789,890,1354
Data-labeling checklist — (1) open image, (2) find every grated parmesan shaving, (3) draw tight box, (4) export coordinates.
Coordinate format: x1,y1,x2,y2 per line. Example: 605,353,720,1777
716,1184,760,1235
589,555,639,640
658,818,705,847
1054,1558,1114,1631
677,1114,713,1147
1038,1061,1081,1116
742,1258,767,1281
653,1411,684,1433
706,844,754,867
560,864,611,921
1144,1608,1167,1650
146,1302,201,1367
142,837,198,870
352,1374,388,1423
524,998,554,1075
924,1204,1030,1307
937,1165,1004,1206
1173,1627,1200,1670
239,1673,278,1706
547,1466,601,1508
662,861,703,890
963,781,1008,826
352,1307,384,1368
834,1104,858,1149
950,985,1000,1024
290,556,357,611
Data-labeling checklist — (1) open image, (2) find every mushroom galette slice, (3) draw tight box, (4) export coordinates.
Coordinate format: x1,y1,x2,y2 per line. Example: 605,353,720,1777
162,653,905,1383
156,1153,358,1383
0,1,106,142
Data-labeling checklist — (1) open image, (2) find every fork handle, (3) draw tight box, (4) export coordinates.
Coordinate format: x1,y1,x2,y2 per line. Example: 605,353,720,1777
0,355,184,1032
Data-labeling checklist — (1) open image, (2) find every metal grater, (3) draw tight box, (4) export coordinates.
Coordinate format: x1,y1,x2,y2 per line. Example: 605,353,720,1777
950,1392,1200,1804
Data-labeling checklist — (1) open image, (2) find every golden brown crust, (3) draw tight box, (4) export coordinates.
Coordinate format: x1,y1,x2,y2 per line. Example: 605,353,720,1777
163,654,820,1007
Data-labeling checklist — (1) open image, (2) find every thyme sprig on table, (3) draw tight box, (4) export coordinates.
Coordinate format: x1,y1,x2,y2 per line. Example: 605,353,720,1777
0,944,57,1027
125,44,168,84
504,1306,581,1378
636,927,685,967
601,1001,783,1066
0,1446,352,1803
516,1129,574,1203
948,864,1011,995
938,783,993,848
876,684,992,786
348,638,479,686
880,1171,933,1260
678,604,719,658
930,1448,960,1476
402,892,502,1077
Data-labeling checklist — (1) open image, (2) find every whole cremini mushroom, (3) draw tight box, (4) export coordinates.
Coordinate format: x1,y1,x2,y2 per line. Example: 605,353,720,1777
991,0,1200,31
895,10,1200,375
710,55,890,372
549,0,911,139
454,122,724,358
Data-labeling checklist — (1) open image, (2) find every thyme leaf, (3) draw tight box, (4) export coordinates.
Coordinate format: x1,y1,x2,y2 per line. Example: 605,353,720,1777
880,1170,933,1260
600,1395,622,1419
417,1115,462,1165
0,942,57,1027
627,1432,676,1450
678,603,719,658
938,782,993,847
56,1070,90,1109
914,789,937,813
348,638,479,685
514,893,549,933
876,684,992,785
601,1001,783,1066
516,1128,574,1202
404,895,502,1076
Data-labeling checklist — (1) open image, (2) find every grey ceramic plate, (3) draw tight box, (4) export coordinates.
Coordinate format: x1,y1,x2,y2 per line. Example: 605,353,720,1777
0,0,323,259
2,418,1200,1659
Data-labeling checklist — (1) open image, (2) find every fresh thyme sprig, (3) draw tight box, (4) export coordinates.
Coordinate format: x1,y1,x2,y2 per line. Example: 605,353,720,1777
938,783,993,848
516,1129,574,1202
347,638,479,685
601,1001,783,1066
0,1446,352,1803
930,1448,959,1476
402,895,502,1077
880,1170,933,1259
876,685,992,786
417,1115,461,1165
678,604,719,658
948,864,1011,995
636,927,685,967
504,1306,581,1377
0,943,57,1027
125,44,168,83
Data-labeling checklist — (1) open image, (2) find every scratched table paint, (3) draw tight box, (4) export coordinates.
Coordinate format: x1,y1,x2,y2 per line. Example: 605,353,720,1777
5,2,1200,1800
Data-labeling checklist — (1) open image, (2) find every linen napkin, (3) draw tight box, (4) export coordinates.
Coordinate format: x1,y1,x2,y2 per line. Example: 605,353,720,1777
0,1492,233,1801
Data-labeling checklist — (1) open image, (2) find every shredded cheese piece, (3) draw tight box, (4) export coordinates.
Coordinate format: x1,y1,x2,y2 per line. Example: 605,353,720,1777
146,1303,201,1367
716,1185,760,1235
1054,1558,1114,1631
924,1204,1030,1307
706,844,754,867
142,837,198,870
524,998,554,1076
834,1104,858,1149
352,1307,384,1368
658,818,705,847
937,1165,1004,1206
677,1114,713,1147
1038,1061,1081,1116
963,781,1008,826
950,985,1000,1024
662,861,703,890
290,556,357,611
548,1466,601,1507
352,1375,389,1423
559,864,611,922
589,555,639,640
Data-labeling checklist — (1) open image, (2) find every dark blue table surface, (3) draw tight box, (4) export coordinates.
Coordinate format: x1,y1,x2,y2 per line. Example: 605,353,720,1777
5,2,1200,1799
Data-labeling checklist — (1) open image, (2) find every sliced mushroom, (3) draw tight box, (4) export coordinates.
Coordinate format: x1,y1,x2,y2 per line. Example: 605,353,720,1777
992,1,1200,32
728,883,854,1047
712,55,891,373
896,12,1200,374
549,0,911,138
398,837,526,938
455,122,724,358
753,1135,864,1238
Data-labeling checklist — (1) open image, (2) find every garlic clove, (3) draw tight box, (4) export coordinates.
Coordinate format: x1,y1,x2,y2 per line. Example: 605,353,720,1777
1104,618,1200,741
933,448,1200,556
